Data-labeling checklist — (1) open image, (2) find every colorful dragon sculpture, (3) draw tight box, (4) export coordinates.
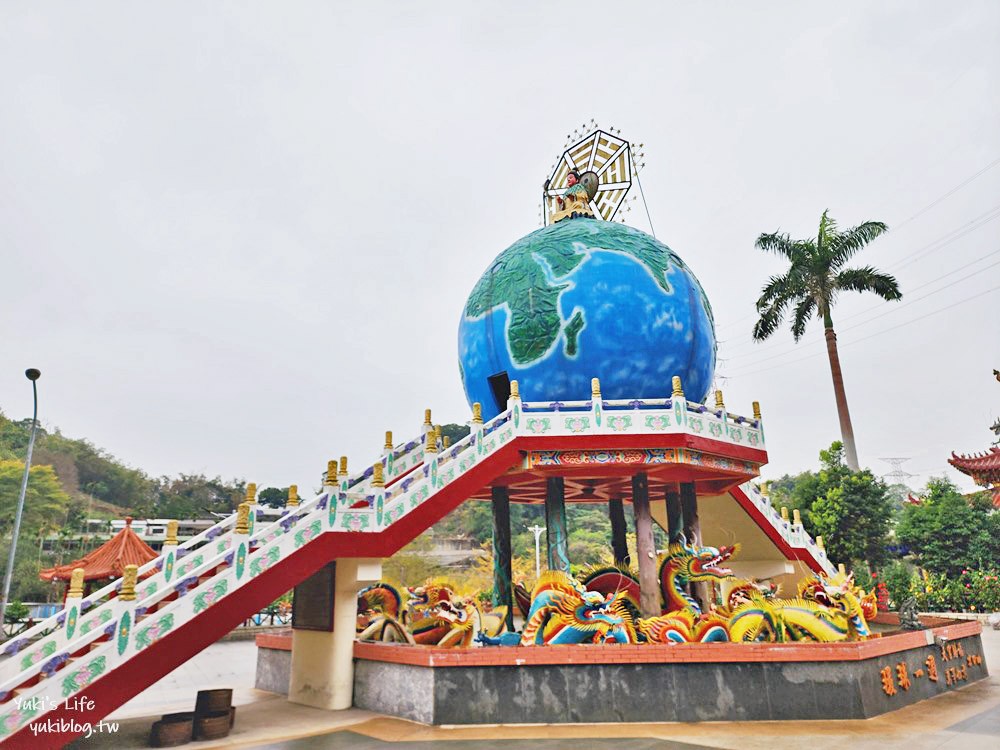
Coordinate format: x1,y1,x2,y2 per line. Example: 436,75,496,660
357,579,511,647
356,549,875,647
356,582,413,644
659,541,739,614
729,572,873,642
580,542,739,643
519,571,634,645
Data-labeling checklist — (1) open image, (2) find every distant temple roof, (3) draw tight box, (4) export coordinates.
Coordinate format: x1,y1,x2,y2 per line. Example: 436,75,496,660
39,517,157,582
949,447,1000,508
949,446,1000,477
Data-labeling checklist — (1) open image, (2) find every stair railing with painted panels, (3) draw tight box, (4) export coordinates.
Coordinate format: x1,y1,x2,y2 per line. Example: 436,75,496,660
516,381,765,454
740,481,836,577
0,485,319,698
343,410,440,498
0,417,438,686
0,489,324,737
0,511,241,678
0,406,518,740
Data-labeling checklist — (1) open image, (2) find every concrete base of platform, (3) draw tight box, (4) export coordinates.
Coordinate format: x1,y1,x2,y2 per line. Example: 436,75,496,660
256,620,988,725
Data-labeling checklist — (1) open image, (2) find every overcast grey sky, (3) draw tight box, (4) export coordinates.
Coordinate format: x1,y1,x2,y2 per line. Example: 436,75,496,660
2,2,997,498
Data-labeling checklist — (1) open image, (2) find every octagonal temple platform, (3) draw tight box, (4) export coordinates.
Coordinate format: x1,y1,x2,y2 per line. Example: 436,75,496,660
255,617,987,724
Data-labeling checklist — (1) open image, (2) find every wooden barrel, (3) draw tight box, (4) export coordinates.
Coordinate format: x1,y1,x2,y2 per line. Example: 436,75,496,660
194,688,233,715
194,709,233,740
149,712,193,747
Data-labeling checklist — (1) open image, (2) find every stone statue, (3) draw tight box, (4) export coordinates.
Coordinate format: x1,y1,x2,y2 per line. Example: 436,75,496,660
898,596,923,630
547,169,599,223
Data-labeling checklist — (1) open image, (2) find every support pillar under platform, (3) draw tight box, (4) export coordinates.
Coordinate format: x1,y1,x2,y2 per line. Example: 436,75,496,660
632,472,659,618
544,476,570,574
680,481,709,611
491,486,515,631
288,558,381,710
608,498,630,567
665,485,684,544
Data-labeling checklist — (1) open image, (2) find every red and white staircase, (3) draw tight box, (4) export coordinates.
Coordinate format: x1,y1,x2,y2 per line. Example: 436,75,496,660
0,390,831,748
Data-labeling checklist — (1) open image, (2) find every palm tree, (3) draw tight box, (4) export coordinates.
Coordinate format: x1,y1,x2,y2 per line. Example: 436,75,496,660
752,210,901,470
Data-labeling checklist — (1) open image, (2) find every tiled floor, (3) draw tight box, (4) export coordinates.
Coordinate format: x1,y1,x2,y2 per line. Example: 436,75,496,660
256,732,712,749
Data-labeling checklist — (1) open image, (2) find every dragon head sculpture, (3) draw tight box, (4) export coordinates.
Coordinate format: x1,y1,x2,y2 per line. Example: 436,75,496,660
356,582,403,631
520,570,635,645
726,579,778,611
659,541,739,613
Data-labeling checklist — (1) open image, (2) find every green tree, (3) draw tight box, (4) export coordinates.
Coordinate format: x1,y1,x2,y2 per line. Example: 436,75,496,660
752,211,901,470
769,443,893,569
0,460,70,538
258,487,288,509
154,474,245,518
896,478,996,577
437,423,471,447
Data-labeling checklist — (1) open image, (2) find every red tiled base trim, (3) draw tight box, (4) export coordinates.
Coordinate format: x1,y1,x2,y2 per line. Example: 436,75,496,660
349,620,981,667
256,630,293,651
255,622,982,664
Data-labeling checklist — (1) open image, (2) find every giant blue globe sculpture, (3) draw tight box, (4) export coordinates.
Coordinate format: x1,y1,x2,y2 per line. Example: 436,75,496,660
458,218,717,419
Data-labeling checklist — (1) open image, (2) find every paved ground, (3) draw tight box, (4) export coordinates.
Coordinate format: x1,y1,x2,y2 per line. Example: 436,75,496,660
69,627,1000,750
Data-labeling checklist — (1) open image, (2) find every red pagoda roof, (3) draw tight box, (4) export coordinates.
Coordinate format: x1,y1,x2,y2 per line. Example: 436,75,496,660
39,517,158,582
949,447,1000,476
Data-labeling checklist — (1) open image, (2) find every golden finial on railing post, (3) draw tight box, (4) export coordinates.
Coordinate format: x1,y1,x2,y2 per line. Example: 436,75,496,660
838,563,847,576
443,435,451,448
591,377,601,398
423,408,433,427
384,431,393,451
372,463,385,488
792,508,802,526
816,535,825,551
714,389,725,412
426,426,439,453
338,456,348,477
165,520,179,546
325,460,338,485
68,568,85,599
752,401,762,420
671,375,684,398
235,502,251,535
509,380,520,399
245,483,257,504
472,402,483,425
287,484,299,507
120,565,138,602
781,506,789,522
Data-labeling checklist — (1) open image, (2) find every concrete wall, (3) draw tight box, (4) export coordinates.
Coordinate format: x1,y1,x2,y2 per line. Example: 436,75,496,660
255,646,291,695
353,660,435,723
351,633,987,724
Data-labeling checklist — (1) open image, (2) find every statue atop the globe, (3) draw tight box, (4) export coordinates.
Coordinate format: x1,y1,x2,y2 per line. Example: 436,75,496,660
547,169,599,224
459,127,717,420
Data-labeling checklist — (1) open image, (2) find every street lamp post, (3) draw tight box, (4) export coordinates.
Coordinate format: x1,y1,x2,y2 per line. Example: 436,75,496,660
1,368,41,628
527,524,545,579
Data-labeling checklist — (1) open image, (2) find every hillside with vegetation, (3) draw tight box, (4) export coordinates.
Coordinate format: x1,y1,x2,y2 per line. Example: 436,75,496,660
0,409,248,602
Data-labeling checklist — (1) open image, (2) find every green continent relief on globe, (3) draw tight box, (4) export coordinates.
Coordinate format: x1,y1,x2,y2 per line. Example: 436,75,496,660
464,219,685,366
458,218,717,418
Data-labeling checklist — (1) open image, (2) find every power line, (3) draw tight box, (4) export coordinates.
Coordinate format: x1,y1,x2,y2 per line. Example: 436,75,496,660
889,204,1000,272
721,250,1000,363
890,156,1000,233
723,285,999,378
718,214,1000,357
711,157,1000,339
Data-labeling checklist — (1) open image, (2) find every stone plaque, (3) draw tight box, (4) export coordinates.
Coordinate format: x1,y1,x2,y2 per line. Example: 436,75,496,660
292,562,335,631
